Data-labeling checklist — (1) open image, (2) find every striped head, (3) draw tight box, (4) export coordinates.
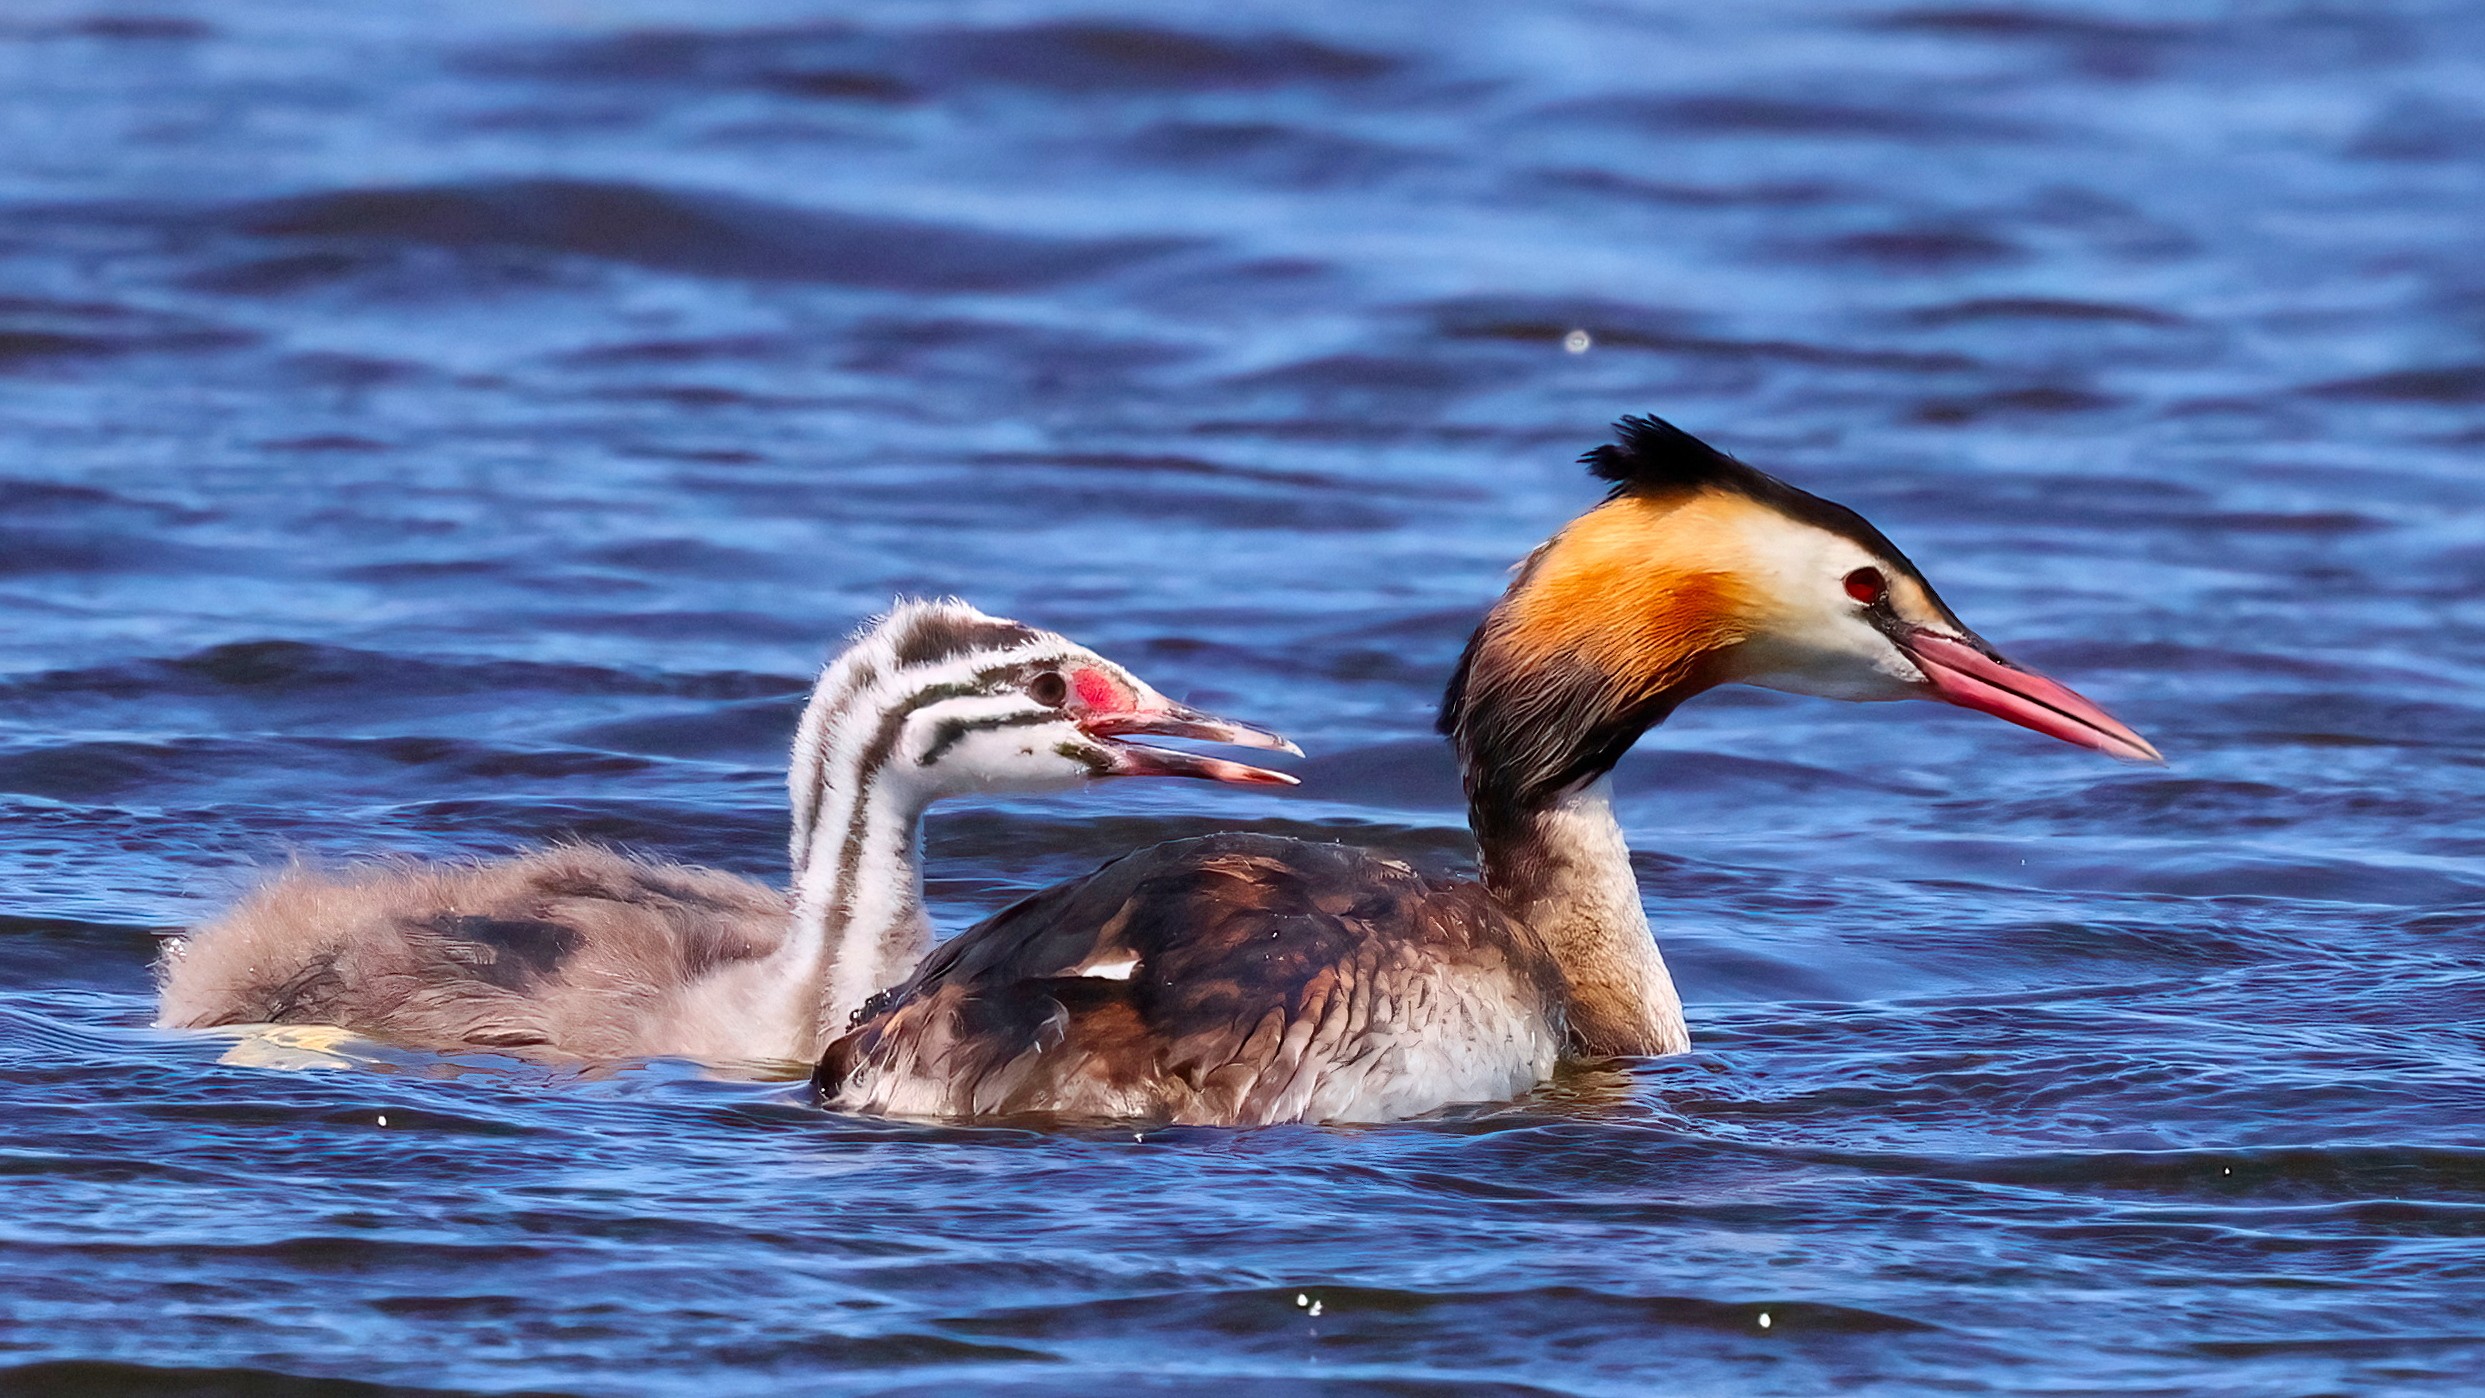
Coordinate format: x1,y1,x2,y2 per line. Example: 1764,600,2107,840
1441,416,2158,825
788,600,1297,867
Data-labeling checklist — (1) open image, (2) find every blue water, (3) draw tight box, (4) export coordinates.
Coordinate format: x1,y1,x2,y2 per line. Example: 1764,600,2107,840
4,0,2484,1391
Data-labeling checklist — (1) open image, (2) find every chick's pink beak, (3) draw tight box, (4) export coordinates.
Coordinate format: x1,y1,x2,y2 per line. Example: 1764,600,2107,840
1080,700,1302,786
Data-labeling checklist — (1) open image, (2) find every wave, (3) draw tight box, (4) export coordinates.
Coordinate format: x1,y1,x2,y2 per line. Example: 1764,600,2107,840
223,179,1184,291
478,19,1397,98
0,640,798,707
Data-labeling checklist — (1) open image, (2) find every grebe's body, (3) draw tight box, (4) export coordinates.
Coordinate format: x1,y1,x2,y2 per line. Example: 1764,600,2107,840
816,418,2157,1123
159,845,796,1063
156,602,1295,1068
823,834,1567,1121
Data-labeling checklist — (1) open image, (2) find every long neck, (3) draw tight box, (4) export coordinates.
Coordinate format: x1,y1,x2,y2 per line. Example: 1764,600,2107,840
780,682,939,1057
788,773,934,1053
1440,508,1734,1058
1476,778,1686,1056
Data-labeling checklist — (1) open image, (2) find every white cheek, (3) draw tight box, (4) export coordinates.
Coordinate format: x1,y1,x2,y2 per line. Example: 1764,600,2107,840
934,726,1091,794
1729,520,1925,702
897,699,1084,796
1738,626,1924,701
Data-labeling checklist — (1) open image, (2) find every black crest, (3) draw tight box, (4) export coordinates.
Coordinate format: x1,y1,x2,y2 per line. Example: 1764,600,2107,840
1581,414,1758,495
1581,413,1933,586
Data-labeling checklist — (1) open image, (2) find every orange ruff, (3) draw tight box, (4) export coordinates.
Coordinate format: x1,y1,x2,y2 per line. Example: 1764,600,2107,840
1494,491,1758,701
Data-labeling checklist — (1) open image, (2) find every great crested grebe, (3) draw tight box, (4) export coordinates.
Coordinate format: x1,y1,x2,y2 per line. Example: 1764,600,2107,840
155,600,1296,1067
817,417,2159,1123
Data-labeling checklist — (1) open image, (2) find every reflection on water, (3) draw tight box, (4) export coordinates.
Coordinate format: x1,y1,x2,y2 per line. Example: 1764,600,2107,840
3,0,2483,1391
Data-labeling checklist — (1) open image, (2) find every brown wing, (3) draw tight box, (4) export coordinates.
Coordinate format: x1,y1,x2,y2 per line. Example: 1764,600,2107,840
157,845,787,1059
815,833,1567,1124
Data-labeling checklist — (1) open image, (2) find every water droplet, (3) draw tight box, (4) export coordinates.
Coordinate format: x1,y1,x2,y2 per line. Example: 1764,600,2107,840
1758,1311,1772,1329
1296,1293,1309,1308
1308,1300,1323,1317
1563,329,1592,354
375,1115,387,1127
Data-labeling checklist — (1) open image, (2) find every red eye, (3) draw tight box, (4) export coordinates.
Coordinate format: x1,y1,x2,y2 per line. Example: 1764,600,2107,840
1843,567,1886,605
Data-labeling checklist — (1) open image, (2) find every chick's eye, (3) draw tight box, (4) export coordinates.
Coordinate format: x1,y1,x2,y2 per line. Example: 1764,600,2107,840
1843,567,1887,605
1026,671,1069,707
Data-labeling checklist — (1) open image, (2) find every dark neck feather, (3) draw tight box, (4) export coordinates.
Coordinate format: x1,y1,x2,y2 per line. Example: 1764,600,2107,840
1437,600,1712,883
1436,575,1706,1058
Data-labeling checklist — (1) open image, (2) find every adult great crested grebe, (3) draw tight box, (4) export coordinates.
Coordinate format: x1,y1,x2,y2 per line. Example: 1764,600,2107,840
155,600,1296,1067
817,417,2159,1123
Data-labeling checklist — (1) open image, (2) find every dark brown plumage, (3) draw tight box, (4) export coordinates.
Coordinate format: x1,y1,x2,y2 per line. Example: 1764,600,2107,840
818,834,1566,1124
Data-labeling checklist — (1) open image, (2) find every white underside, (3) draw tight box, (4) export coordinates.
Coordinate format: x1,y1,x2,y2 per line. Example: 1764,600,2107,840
659,949,825,1064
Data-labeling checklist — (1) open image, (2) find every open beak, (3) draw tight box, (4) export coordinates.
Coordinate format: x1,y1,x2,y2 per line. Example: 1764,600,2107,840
1081,700,1303,786
1901,631,2162,763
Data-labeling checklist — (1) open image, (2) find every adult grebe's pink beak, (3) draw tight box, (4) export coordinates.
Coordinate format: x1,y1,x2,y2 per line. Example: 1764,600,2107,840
1901,631,2162,763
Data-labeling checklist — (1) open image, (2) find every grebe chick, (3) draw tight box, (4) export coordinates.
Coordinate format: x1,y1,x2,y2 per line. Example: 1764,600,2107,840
155,600,1295,1068
816,418,2159,1123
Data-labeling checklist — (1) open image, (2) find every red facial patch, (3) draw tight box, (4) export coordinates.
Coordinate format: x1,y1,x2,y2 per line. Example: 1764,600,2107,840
1072,667,1122,711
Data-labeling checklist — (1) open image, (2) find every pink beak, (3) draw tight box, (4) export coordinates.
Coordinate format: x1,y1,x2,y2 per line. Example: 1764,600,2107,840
1079,700,1302,786
1900,632,2161,763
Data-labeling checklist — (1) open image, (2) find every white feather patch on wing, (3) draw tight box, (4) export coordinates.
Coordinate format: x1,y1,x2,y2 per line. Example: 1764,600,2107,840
1068,950,1141,981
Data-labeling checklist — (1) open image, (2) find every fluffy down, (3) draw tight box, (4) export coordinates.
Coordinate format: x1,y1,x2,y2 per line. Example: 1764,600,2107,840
156,846,794,1063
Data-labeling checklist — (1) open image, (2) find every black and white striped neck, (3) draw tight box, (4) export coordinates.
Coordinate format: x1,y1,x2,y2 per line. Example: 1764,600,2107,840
777,600,1082,1050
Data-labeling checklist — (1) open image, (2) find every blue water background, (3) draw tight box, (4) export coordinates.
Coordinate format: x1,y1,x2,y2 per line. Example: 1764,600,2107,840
3,0,2483,1392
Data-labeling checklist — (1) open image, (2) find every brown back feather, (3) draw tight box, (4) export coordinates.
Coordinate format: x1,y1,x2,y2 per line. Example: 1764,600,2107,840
816,833,1566,1122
